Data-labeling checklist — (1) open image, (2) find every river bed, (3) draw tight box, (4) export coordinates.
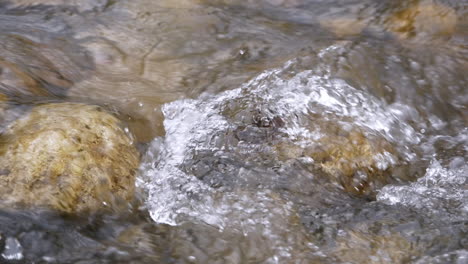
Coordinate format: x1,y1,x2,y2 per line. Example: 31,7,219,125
0,0,467,263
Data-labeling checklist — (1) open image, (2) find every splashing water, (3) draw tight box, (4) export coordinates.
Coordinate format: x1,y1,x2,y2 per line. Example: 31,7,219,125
0,0,467,262
378,156,468,221
138,43,434,261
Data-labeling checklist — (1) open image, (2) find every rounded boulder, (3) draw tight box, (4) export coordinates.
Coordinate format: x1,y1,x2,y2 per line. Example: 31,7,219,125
0,103,140,213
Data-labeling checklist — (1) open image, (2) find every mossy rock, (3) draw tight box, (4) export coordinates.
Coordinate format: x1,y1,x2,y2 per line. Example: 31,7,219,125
0,103,140,213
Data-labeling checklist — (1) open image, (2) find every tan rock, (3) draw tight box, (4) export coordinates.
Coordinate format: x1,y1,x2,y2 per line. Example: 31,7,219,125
309,130,396,195
0,94,8,126
0,103,140,213
320,17,367,37
386,3,457,41
276,122,399,197
331,230,421,264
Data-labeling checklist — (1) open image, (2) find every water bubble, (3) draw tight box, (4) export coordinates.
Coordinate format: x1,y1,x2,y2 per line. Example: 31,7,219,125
1,237,23,261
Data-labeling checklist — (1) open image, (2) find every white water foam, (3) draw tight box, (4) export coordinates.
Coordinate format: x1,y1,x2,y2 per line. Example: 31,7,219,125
140,43,425,226
138,43,426,261
377,158,468,220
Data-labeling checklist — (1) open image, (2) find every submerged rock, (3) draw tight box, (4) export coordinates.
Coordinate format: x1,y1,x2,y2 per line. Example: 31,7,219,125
276,126,399,196
320,2,458,44
0,94,7,121
385,3,457,41
319,16,367,38
331,231,421,264
0,23,92,98
315,135,395,196
0,103,140,213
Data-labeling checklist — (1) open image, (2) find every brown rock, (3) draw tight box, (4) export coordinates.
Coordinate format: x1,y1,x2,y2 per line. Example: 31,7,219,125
331,230,421,264
276,121,400,197
0,103,140,213
386,3,457,41
309,130,396,196
319,17,367,37
0,94,9,127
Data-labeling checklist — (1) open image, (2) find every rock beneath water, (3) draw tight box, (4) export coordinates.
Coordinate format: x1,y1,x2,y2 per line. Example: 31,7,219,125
330,230,421,264
319,16,367,38
386,3,457,41
0,103,140,213
307,130,397,196
274,125,400,197
0,25,92,98
320,2,458,44
0,94,7,120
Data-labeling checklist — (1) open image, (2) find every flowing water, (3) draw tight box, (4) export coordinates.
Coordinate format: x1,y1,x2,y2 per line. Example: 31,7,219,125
0,0,467,263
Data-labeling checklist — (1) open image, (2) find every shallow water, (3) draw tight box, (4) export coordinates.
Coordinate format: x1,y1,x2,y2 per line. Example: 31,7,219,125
0,0,467,263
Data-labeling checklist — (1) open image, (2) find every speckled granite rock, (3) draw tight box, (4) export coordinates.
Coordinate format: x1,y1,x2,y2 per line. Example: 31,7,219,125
0,103,140,213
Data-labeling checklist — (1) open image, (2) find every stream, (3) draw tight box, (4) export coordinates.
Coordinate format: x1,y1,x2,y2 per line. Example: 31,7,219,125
0,0,467,263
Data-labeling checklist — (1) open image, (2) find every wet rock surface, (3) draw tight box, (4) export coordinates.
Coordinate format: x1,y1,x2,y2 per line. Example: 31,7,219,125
0,0,466,263
0,103,140,213
385,2,458,41
0,4,93,98
318,0,465,45
0,209,170,263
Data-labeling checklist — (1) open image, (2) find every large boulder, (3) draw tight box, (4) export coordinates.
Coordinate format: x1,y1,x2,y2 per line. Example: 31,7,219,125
0,103,140,213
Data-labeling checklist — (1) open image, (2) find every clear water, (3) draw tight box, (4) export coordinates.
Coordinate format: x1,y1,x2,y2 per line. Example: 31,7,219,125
0,0,466,263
